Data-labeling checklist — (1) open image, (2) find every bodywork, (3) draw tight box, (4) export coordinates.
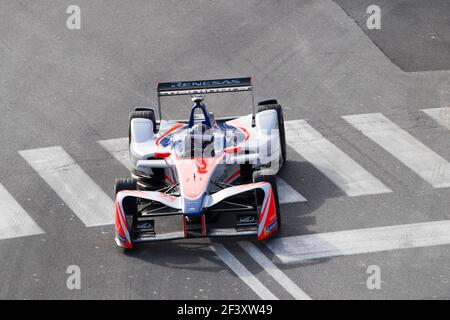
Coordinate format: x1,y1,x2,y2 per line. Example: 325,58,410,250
115,78,282,248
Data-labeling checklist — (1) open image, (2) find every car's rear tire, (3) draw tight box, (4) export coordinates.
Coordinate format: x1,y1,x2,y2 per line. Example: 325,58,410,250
257,101,287,167
252,170,281,229
128,108,157,144
128,108,164,179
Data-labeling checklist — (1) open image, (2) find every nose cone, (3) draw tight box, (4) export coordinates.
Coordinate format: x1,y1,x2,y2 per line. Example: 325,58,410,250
182,195,206,216
175,157,221,215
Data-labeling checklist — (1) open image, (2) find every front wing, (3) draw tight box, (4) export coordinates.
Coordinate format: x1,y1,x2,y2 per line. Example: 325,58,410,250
114,182,278,248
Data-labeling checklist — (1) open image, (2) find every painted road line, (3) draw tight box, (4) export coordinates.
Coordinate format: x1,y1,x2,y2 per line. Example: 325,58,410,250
239,241,311,300
343,113,450,188
276,177,307,203
98,138,131,170
285,120,392,196
421,107,450,130
211,244,278,300
99,137,308,203
0,183,44,240
19,146,114,227
266,220,450,264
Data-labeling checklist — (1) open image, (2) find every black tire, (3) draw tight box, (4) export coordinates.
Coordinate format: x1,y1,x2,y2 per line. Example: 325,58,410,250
115,177,137,193
252,170,281,229
258,99,278,106
257,102,287,166
134,106,155,113
128,108,157,144
128,108,164,178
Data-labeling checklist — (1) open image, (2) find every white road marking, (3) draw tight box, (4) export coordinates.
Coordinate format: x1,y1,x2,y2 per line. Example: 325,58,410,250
421,107,450,130
0,183,44,240
285,120,392,196
211,244,278,300
99,138,308,203
266,220,450,264
343,113,450,188
238,241,311,300
276,177,307,203
19,146,114,227
98,138,131,169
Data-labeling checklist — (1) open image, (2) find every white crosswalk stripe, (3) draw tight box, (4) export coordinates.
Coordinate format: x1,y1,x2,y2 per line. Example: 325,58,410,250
0,183,44,240
239,241,311,300
343,113,450,188
19,146,114,227
276,177,307,203
285,120,392,196
211,244,279,300
98,137,308,204
421,107,450,130
266,220,450,264
98,138,131,169
4,111,449,299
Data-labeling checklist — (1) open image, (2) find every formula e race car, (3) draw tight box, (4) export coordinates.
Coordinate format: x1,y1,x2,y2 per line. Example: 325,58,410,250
114,77,287,249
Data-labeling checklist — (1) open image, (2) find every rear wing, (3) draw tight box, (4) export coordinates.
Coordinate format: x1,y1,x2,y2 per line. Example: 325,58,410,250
157,77,252,96
156,77,255,124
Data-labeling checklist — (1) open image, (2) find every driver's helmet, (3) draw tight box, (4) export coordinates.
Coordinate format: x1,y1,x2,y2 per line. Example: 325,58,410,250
189,123,214,155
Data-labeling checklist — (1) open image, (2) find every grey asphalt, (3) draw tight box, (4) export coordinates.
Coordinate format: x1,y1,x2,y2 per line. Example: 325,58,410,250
0,0,449,299
335,0,450,72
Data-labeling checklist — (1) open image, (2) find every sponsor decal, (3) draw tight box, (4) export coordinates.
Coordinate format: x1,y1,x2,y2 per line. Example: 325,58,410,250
265,220,278,234
237,214,258,228
115,232,126,243
137,222,153,230
170,79,241,88
239,215,256,223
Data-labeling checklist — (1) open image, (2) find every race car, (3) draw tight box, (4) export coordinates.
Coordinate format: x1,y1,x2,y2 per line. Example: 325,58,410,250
114,77,287,249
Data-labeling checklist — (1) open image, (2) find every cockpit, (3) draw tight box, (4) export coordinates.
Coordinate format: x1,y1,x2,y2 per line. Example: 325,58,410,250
174,99,217,158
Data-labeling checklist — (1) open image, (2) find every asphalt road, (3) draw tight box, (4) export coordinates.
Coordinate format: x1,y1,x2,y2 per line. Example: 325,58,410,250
0,0,449,299
335,0,450,71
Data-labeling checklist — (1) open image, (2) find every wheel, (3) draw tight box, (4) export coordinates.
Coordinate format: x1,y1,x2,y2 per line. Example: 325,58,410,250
257,101,287,166
115,177,138,215
115,177,137,194
128,108,164,178
252,170,281,228
128,108,157,144
257,99,278,106
115,177,138,248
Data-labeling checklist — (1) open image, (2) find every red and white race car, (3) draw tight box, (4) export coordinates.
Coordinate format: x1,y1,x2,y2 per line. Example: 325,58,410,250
115,77,287,250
